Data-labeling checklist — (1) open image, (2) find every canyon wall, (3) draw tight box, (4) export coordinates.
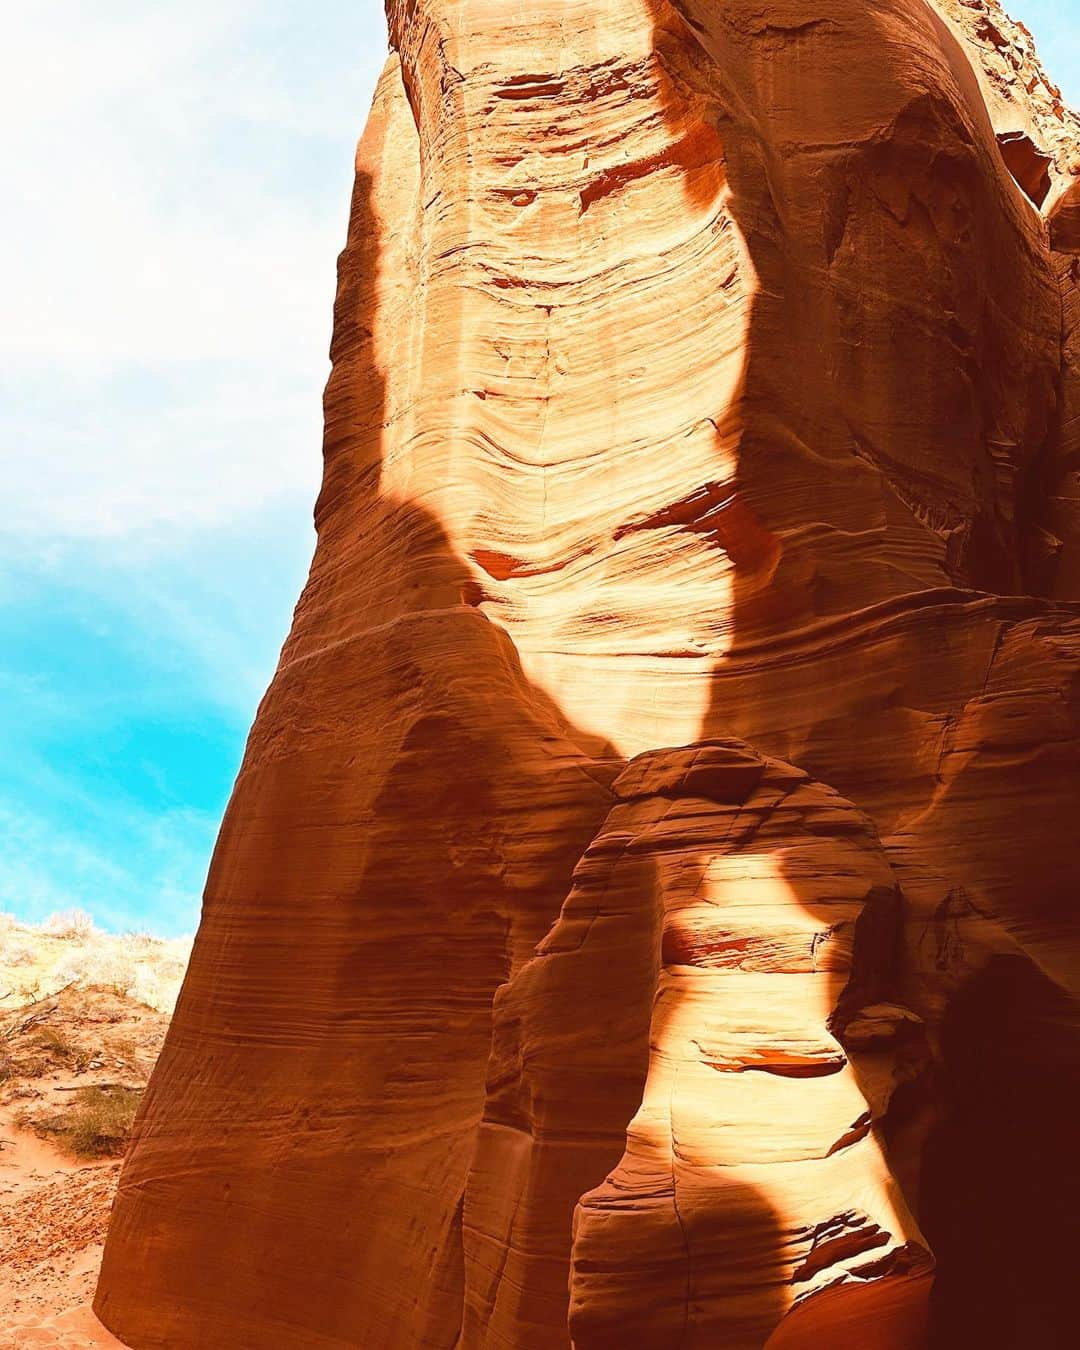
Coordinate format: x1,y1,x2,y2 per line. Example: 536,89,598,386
96,2,1080,1346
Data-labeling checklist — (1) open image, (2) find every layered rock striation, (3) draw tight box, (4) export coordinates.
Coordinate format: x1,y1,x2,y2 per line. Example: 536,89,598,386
97,2,1080,1347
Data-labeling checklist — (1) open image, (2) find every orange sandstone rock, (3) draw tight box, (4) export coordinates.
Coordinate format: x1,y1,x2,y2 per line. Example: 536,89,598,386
96,3,1080,1347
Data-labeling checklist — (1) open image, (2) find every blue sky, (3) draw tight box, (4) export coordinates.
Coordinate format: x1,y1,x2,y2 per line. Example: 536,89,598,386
0,3,1076,936
1021,2,1080,104
1,1,388,934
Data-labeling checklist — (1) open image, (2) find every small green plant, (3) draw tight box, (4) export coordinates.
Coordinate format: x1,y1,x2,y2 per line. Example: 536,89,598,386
64,1084,143,1158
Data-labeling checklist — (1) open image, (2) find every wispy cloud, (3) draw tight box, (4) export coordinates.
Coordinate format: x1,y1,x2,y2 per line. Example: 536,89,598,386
0,2,387,932
0,797,219,936
1,0,386,542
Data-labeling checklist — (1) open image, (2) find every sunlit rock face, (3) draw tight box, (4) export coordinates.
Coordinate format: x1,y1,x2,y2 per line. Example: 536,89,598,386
96,3,1080,1347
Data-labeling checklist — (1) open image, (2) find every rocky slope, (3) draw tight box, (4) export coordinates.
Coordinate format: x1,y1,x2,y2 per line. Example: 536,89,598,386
1,915,190,1019
96,2,1080,1347
0,978,172,1349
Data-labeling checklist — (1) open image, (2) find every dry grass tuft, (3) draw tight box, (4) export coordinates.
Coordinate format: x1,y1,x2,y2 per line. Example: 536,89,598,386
64,1085,144,1158
4,985,168,1160
1,914,191,1014
30,1026,80,1062
40,909,96,940
18,1084,143,1159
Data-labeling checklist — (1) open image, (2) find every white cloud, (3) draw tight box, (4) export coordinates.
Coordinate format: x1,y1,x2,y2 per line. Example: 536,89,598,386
3,364,322,537
0,0,387,542
0,796,216,934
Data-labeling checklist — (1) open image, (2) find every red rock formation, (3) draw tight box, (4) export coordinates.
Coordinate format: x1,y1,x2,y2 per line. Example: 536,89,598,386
96,3,1080,1347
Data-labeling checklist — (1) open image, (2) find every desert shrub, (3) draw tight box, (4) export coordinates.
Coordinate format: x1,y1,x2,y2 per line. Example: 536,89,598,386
133,954,188,1012
9,1054,47,1080
31,1026,80,1062
95,954,137,998
0,912,16,938
65,1084,143,1158
132,970,162,1010
2,938,37,967
155,956,188,982
41,909,96,940
53,950,136,998
16,977,41,1003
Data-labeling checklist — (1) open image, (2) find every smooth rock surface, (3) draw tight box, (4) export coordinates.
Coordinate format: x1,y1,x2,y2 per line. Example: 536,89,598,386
97,3,1080,1347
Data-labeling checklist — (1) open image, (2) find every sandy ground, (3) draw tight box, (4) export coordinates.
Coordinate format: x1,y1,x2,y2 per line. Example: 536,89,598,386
0,1096,123,1347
